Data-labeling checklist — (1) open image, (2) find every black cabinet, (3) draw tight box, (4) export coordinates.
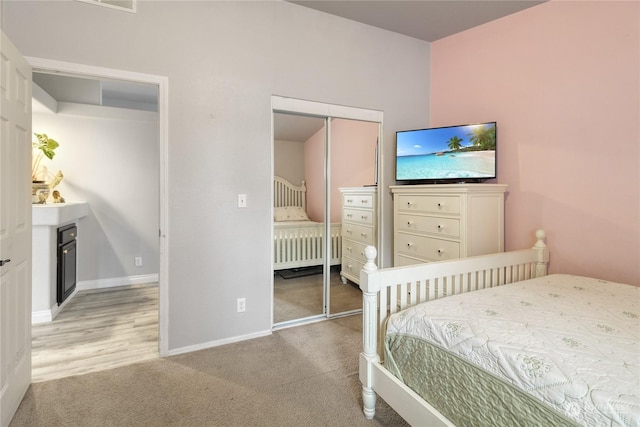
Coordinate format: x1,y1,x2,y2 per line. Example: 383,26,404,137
57,224,77,305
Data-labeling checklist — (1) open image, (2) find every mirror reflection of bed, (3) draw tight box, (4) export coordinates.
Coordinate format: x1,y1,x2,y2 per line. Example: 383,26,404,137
273,113,378,325
272,176,362,324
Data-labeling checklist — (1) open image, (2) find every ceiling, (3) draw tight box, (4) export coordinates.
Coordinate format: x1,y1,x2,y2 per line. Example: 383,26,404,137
288,1,545,43
274,1,546,141
33,1,546,141
32,73,158,113
274,113,327,142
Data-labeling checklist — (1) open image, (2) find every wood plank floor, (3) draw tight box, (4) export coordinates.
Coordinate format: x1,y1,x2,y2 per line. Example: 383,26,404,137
31,284,159,383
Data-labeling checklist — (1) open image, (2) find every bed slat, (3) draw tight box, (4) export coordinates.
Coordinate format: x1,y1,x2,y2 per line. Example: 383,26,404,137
360,229,549,358
358,230,550,423
274,176,307,209
274,223,342,270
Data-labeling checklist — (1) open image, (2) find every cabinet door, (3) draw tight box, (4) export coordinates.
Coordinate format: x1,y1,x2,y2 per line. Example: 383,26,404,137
58,241,77,304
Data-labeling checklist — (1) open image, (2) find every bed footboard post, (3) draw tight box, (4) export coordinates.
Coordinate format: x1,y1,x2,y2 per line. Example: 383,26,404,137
533,229,550,277
360,246,380,420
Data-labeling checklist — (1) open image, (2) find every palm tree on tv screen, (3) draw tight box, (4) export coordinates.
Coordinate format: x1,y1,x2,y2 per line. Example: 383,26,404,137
447,136,463,151
468,124,496,150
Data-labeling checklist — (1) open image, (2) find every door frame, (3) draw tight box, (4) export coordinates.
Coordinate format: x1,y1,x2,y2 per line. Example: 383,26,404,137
271,95,384,327
27,57,170,356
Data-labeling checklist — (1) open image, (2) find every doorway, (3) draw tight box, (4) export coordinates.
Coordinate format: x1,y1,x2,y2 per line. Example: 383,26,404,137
271,96,383,328
26,57,169,358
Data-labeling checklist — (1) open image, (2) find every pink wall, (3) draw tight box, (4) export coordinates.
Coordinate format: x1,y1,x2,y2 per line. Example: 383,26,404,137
305,119,378,223
329,119,378,222
430,0,639,284
305,127,325,222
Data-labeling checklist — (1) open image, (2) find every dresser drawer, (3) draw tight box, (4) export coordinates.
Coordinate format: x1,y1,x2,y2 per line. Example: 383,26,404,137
343,194,374,209
396,194,461,215
343,208,374,226
396,213,460,238
342,239,369,262
396,233,460,261
342,223,375,245
341,256,366,279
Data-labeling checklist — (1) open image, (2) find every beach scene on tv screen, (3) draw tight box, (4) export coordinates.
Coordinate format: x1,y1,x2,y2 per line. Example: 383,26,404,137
396,123,496,180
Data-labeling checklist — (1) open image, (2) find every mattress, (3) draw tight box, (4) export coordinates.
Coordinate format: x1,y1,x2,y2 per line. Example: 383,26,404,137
384,274,640,427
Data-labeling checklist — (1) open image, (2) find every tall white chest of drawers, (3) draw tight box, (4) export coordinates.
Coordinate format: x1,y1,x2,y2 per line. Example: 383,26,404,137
340,187,377,285
391,184,507,266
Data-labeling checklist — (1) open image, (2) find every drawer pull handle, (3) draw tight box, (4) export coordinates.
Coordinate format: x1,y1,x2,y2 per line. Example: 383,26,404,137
0,259,10,267
360,233,367,238
407,221,414,226
437,249,443,254
361,215,368,220
347,214,353,218
437,203,443,208
406,242,413,248
407,201,414,207
437,225,443,230
347,199,353,203
361,200,368,204
346,247,352,253
346,229,352,234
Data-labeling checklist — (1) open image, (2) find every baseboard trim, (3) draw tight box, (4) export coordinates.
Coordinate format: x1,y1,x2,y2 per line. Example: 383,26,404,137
32,310,53,324
77,274,159,291
31,287,78,324
167,329,273,357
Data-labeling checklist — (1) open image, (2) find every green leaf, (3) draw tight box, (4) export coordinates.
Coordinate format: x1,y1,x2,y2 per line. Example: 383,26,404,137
33,132,59,160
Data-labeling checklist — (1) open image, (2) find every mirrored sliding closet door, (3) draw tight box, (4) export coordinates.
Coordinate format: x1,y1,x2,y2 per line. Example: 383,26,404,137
272,101,382,328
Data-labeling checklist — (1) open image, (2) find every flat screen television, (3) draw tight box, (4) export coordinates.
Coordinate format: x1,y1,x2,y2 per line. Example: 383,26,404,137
395,121,497,184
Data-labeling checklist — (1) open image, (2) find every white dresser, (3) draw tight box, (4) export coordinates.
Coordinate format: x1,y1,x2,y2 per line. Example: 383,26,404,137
340,187,377,285
391,184,507,266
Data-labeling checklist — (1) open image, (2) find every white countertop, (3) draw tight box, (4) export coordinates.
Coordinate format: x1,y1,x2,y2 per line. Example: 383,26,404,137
32,202,89,226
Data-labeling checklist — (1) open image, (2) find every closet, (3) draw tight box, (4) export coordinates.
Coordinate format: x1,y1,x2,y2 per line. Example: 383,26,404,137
272,97,383,327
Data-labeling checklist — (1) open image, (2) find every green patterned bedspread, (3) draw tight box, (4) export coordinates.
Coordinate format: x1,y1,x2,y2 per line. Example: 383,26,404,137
384,274,640,426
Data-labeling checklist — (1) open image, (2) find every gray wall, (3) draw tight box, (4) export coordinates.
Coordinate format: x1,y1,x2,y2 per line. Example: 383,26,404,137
2,0,430,352
274,139,305,185
33,103,159,284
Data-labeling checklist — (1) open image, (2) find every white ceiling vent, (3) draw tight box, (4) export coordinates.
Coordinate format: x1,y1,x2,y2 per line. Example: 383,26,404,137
76,0,136,13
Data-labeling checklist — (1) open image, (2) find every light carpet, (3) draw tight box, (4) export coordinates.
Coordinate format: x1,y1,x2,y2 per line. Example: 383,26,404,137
10,315,408,426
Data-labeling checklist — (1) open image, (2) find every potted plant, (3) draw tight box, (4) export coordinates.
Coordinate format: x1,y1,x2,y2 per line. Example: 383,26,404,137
32,133,59,204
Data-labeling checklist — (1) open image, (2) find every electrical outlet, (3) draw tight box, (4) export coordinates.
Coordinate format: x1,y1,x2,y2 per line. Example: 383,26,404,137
237,297,246,312
135,257,143,267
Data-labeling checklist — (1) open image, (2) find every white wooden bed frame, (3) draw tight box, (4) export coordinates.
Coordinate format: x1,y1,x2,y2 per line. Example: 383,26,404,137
358,230,550,426
273,176,341,270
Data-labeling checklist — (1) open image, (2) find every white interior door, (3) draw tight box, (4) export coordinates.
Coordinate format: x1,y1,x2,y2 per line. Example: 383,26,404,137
0,31,33,427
